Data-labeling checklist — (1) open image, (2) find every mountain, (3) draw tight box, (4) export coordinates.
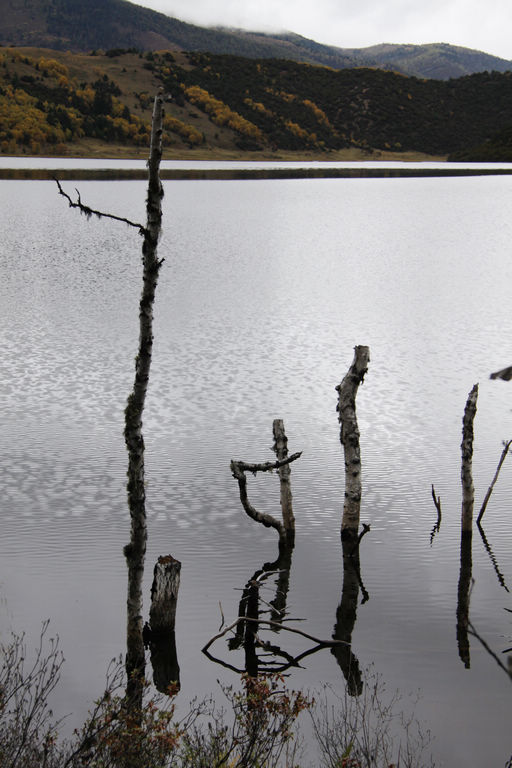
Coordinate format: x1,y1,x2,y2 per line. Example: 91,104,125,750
1,0,511,80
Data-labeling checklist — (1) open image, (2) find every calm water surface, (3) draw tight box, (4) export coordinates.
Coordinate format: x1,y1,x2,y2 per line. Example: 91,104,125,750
1,175,512,766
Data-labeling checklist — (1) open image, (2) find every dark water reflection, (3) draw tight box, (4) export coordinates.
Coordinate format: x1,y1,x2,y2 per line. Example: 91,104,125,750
1,177,512,766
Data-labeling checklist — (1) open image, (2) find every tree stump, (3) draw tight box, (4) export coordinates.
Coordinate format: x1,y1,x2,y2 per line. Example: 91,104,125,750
148,555,181,692
150,555,181,633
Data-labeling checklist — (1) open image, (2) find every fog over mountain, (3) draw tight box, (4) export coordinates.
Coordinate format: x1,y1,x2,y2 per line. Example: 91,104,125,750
1,0,511,80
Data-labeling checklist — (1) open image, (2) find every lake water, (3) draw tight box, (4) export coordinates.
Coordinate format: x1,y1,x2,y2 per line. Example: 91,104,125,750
1,172,512,766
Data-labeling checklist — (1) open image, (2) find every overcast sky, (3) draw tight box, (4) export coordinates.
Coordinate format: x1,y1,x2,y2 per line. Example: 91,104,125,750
135,0,512,61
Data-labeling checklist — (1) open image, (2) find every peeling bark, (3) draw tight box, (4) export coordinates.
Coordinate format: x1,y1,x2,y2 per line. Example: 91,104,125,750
336,346,370,540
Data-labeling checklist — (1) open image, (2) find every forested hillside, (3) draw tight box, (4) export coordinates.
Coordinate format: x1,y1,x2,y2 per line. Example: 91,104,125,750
1,47,512,158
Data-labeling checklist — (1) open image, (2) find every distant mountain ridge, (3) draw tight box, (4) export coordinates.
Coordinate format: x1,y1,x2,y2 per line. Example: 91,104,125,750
1,0,511,80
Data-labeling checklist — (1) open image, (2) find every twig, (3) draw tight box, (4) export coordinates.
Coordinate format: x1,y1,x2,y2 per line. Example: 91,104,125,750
54,177,147,235
477,439,512,525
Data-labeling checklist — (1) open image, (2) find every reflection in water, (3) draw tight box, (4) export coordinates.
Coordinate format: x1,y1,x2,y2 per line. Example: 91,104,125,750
229,543,295,676
477,524,510,593
202,541,343,675
430,485,442,545
331,532,370,697
456,533,473,669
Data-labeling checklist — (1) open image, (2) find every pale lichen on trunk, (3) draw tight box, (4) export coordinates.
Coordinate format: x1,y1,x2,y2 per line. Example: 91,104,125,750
124,91,165,706
336,346,370,540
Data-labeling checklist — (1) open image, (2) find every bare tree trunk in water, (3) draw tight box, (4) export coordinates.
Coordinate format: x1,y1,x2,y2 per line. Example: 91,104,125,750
461,384,478,534
457,384,478,668
336,346,370,541
272,419,295,544
124,91,165,709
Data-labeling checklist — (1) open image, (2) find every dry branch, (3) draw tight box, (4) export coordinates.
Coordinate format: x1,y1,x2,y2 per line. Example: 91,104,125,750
55,177,146,234
477,439,512,525
230,452,301,544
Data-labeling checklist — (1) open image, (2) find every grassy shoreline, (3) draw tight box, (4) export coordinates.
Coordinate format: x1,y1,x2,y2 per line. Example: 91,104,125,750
3,141,448,164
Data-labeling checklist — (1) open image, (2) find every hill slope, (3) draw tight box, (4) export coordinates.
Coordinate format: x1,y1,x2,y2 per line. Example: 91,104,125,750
2,47,512,159
1,0,511,79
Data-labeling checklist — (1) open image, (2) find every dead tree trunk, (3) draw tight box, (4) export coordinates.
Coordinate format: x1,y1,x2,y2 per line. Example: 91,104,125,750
457,384,478,669
461,384,478,534
124,91,165,708
272,419,295,544
336,346,370,541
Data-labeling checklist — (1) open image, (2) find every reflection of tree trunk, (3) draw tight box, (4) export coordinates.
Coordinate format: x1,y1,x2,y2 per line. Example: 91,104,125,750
456,384,478,669
123,92,165,711
457,532,472,668
270,543,293,625
231,543,294,675
331,538,363,696
149,555,181,692
477,524,509,592
336,346,370,541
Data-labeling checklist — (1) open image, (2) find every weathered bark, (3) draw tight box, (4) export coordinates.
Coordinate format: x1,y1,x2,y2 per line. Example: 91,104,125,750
148,556,181,693
272,419,295,543
230,452,301,545
460,384,478,534
336,346,370,540
124,91,165,707
149,555,181,633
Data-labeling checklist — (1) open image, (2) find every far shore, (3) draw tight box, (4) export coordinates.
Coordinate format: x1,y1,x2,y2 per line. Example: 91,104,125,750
1,143,448,164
